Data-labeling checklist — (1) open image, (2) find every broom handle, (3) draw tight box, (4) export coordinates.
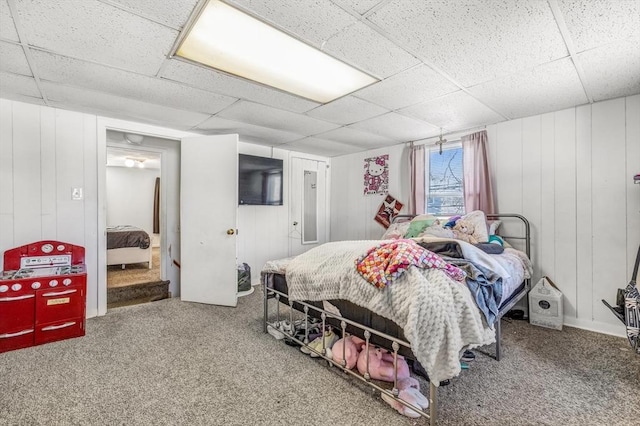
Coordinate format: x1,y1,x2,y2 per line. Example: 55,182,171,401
633,245,640,283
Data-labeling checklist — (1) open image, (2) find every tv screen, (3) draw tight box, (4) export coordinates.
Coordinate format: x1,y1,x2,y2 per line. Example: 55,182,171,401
238,154,283,206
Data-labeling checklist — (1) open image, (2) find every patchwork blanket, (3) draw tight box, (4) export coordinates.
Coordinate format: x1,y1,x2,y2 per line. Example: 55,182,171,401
286,240,495,385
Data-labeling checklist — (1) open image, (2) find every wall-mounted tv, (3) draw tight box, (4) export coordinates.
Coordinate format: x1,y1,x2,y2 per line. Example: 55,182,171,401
238,154,283,206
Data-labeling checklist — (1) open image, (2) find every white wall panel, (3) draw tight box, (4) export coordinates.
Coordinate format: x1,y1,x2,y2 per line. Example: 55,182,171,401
591,98,627,324
553,108,577,318
12,102,42,244
626,95,640,284
539,113,556,279
82,114,97,317
521,115,542,280
495,119,523,246
0,99,13,263
575,104,593,320
40,106,57,239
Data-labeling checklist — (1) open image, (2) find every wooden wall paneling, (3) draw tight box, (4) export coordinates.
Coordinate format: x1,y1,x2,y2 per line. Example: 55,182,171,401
625,95,640,281
539,113,556,279
591,98,627,324
349,154,367,241
0,100,14,261
83,114,97,317
12,102,42,244
575,104,593,320
54,109,85,244
486,124,499,209
521,115,542,281
236,205,252,271
553,108,578,318
330,156,348,241
40,106,57,239
495,119,524,249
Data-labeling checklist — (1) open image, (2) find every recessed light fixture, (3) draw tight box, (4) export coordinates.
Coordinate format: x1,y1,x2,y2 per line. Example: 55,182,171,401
124,158,135,168
175,0,378,103
124,158,145,168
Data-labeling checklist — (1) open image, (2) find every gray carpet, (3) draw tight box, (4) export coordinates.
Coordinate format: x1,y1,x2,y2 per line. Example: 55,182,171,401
1,289,639,426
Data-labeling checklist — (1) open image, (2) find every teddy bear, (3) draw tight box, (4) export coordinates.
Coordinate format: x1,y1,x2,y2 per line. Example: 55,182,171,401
380,377,430,418
331,335,365,370
356,344,411,382
452,219,479,244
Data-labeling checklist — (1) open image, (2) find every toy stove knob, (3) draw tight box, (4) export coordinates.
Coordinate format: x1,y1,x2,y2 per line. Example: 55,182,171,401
63,278,72,286
49,279,58,287
32,281,41,289
0,285,8,292
11,283,22,291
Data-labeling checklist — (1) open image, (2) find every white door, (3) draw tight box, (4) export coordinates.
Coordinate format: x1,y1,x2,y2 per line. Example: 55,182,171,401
180,134,238,307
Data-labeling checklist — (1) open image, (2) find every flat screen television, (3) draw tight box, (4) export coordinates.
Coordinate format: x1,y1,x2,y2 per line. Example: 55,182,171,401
238,154,283,206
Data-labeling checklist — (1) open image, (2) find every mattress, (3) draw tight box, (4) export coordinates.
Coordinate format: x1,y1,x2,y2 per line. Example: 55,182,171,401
106,226,151,250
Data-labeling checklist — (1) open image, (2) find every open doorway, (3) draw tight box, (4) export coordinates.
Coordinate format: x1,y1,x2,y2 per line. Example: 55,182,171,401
105,131,170,309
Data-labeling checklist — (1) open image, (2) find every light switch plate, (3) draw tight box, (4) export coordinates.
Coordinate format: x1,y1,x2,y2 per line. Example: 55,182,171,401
72,187,83,200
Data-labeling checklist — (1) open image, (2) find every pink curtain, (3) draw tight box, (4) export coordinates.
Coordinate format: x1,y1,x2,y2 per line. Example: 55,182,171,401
409,143,426,215
462,130,495,214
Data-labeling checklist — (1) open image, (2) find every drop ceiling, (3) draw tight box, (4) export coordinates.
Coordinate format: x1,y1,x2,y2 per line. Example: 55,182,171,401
0,0,638,157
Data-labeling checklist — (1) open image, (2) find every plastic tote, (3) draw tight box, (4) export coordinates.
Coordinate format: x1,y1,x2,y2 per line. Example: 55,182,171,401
529,276,563,330
237,263,251,292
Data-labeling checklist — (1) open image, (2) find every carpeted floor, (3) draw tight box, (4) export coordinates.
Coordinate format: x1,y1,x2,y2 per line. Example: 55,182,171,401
1,289,638,426
107,247,161,288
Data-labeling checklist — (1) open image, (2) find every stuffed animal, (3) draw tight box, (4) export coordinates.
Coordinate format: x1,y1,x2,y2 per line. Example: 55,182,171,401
380,377,429,418
331,335,365,370
356,344,411,382
452,219,479,244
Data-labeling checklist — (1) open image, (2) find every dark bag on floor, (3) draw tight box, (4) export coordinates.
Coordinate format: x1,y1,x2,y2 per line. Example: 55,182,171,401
237,263,251,292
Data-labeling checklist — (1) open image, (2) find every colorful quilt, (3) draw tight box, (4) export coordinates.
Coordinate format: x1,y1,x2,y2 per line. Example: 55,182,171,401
356,239,465,289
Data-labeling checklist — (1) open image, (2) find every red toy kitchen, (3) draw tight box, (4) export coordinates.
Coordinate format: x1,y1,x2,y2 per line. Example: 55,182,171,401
0,241,87,353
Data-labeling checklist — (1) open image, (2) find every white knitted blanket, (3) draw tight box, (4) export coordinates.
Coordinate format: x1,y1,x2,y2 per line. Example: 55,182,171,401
286,240,495,385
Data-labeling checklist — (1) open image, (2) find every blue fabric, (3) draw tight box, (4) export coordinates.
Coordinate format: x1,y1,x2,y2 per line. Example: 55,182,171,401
465,263,503,326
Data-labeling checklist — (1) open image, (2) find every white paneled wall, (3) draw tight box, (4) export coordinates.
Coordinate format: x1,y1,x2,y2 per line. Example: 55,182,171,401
330,95,640,337
106,167,159,235
0,99,99,317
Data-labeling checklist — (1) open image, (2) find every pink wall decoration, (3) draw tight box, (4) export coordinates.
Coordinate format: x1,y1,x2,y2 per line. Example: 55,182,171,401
364,154,389,195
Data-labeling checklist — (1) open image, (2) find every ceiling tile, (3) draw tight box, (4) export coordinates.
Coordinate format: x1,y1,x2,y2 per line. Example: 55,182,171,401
14,0,178,75
228,0,356,48
0,41,31,76
348,112,440,141
305,96,388,125
0,71,40,97
398,91,505,132
323,21,420,79
354,64,459,110
217,101,341,135
468,58,588,119
100,0,199,29
42,82,211,129
557,0,640,52
368,0,568,87
315,126,397,149
578,39,640,102
160,59,319,113
0,0,19,42
196,116,304,145
31,50,237,114
331,0,385,15
280,136,363,157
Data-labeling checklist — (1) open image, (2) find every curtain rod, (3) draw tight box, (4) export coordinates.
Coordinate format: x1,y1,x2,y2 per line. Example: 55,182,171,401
407,124,487,148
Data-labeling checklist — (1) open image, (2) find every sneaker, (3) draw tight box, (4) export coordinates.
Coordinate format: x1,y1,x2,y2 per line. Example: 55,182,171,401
308,329,339,358
267,324,285,340
461,350,476,362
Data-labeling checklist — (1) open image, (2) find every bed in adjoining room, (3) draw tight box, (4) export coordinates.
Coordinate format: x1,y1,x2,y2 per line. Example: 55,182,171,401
106,225,152,269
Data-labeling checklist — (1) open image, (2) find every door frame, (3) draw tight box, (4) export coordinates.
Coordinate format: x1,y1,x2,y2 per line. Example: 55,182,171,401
96,117,196,316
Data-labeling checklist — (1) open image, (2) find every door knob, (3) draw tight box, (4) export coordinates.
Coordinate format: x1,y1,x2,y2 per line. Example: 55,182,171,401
227,229,235,235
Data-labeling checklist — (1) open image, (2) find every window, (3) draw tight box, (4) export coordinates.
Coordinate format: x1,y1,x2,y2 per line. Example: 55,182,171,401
425,145,465,216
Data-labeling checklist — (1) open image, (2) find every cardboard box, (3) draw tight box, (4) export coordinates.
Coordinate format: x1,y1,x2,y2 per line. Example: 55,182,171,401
529,276,563,330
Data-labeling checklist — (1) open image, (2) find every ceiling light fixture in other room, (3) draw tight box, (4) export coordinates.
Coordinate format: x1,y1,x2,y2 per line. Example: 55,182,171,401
124,133,144,145
175,0,378,103
124,158,135,167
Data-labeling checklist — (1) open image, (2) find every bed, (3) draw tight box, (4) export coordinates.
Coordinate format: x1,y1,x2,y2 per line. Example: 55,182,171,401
261,213,532,424
106,225,152,269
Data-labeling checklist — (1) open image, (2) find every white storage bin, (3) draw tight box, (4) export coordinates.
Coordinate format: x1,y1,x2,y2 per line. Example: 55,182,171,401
529,276,563,330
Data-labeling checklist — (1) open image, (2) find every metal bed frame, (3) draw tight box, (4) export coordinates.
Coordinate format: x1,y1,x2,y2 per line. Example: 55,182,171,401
262,213,531,424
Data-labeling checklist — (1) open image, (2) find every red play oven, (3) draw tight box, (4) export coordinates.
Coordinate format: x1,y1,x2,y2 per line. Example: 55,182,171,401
0,241,87,353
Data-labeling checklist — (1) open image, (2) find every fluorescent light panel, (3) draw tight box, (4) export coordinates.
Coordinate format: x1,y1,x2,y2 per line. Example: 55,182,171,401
176,0,378,103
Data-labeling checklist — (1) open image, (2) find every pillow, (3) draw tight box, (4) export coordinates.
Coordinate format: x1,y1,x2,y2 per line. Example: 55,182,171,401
404,215,439,238
381,221,411,239
488,220,502,235
460,210,490,243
